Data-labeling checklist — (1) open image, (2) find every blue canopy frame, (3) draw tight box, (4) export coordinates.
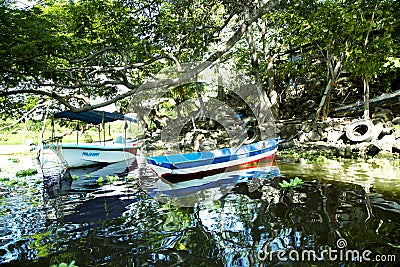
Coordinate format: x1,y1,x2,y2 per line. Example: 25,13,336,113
54,110,138,124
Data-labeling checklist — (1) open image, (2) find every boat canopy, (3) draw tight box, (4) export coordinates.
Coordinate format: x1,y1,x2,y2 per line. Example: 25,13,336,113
54,110,138,124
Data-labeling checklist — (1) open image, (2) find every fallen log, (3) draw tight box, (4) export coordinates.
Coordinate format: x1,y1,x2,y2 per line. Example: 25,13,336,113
330,89,400,116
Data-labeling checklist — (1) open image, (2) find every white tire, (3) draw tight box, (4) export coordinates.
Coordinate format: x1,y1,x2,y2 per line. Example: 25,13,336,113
345,120,376,142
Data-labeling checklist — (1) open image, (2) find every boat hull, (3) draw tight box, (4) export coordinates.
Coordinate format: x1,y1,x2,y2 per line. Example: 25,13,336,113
147,138,279,182
51,143,138,168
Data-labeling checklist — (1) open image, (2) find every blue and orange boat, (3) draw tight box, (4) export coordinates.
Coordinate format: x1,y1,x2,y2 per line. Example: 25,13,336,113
146,137,279,182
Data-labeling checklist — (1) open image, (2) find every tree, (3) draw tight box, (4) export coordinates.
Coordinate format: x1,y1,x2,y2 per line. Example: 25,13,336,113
344,0,398,119
268,0,399,121
3,0,398,125
0,0,280,117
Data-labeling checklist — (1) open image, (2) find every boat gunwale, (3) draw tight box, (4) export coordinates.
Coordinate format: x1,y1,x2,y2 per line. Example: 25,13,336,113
147,138,280,168
52,143,138,151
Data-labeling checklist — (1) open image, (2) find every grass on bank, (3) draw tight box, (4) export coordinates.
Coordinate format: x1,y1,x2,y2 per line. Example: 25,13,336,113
0,120,143,145
278,147,400,167
278,148,338,162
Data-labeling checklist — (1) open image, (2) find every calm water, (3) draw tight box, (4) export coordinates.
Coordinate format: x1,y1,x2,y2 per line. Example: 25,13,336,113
0,151,399,266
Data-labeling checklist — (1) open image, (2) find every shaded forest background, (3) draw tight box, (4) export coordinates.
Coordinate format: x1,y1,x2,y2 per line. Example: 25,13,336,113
0,0,399,135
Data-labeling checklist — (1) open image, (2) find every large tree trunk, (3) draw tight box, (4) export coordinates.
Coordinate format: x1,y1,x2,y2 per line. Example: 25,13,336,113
259,16,279,119
245,25,274,124
315,78,333,120
246,27,262,86
245,24,277,139
315,50,342,121
266,55,279,119
195,76,208,118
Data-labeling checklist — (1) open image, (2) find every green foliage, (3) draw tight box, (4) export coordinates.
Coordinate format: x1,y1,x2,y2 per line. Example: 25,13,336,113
50,261,78,267
0,0,228,113
8,157,20,163
280,177,303,189
308,155,328,164
96,176,104,185
16,168,38,177
125,175,135,182
0,0,399,121
162,207,192,231
23,96,40,111
278,148,337,163
106,175,119,183
384,57,400,69
28,231,54,258
7,179,19,186
95,175,119,185
392,159,400,167
83,134,93,143
269,0,399,114
18,180,28,186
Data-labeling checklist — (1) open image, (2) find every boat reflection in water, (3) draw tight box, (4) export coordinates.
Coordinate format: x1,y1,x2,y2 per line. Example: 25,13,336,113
146,161,281,207
41,156,138,197
41,158,140,230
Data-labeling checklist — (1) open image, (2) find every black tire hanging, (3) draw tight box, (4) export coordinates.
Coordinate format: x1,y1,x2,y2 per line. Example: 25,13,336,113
244,127,260,144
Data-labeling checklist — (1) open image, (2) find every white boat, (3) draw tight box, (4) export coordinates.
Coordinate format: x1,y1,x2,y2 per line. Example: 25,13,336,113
46,110,139,168
50,141,138,168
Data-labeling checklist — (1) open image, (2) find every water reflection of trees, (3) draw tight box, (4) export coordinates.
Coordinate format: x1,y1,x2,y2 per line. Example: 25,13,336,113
191,179,400,266
16,175,400,266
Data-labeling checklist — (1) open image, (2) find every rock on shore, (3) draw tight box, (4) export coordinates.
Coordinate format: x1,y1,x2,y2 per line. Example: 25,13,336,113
277,109,400,158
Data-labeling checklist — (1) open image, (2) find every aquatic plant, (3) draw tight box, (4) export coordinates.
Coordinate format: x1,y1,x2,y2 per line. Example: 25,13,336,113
7,179,18,186
106,175,119,183
392,159,400,167
280,177,304,189
96,176,104,185
50,261,78,267
278,148,337,162
126,176,136,182
18,181,28,186
15,168,38,177
8,157,20,163
71,175,79,180
308,155,328,164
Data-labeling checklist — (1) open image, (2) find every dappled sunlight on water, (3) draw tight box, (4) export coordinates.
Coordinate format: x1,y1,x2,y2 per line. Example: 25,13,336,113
279,158,400,199
0,152,399,266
